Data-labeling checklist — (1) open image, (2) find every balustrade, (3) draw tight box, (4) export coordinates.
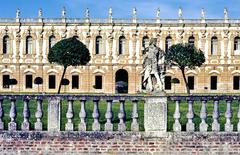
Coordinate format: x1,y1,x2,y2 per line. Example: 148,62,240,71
169,96,240,132
0,94,240,133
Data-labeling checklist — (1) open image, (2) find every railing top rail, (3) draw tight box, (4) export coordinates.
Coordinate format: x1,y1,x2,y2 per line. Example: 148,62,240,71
168,95,239,101
0,94,166,101
1,18,240,24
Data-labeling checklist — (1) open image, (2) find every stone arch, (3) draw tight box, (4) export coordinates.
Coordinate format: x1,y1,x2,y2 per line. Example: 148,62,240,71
115,69,128,93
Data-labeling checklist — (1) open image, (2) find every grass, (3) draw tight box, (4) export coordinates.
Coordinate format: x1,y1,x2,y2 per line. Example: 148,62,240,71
2,99,239,132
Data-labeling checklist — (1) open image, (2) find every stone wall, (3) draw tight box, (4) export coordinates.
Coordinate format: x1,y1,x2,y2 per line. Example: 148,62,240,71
1,131,240,155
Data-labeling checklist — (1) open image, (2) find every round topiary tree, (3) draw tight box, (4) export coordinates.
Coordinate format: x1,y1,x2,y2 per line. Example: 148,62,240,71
165,43,205,95
48,37,91,94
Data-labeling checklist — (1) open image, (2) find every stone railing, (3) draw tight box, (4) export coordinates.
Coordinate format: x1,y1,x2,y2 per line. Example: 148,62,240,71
2,94,240,134
0,18,240,24
0,94,166,133
169,96,240,132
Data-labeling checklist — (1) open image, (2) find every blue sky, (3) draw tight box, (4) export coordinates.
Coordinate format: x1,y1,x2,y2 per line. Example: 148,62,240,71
0,0,240,19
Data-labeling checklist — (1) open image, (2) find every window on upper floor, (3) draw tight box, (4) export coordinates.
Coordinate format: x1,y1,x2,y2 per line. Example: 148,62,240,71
142,36,149,49
234,37,240,55
49,35,56,50
26,36,33,54
3,35,10,54
188,36,195,46
211,36,218,55
119,36,125,55
165,36,172,52
96,36,103,55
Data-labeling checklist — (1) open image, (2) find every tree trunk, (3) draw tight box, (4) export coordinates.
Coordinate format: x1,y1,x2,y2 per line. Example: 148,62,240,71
57,66,67,94
180,68,190,95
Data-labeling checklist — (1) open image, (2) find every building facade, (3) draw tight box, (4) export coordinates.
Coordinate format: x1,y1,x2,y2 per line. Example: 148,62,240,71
1,8,240,94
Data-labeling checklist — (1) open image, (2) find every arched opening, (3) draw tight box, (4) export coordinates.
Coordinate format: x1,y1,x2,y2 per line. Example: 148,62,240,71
115,69,128,93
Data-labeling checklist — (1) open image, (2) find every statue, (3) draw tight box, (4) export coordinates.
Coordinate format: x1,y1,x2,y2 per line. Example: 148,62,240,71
178,7,183,19
133,7,137,19
16,8,20,18
156,8,160,18
62,7,66,18
201,8,205,20
224,8,228,20
38,8,42,18
142,38,165,93
85,8,90,18
109,7,112,19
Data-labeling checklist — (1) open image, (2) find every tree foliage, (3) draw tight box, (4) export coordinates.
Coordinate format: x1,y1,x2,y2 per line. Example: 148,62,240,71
165,43,205,94
48,37,91,94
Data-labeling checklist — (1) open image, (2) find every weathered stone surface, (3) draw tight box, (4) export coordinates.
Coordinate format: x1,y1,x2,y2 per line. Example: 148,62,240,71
48,97,61,132
34,122,42,131
144,96,167,132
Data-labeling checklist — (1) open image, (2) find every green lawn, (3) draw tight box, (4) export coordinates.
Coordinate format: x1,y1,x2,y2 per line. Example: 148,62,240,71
1,99,239,132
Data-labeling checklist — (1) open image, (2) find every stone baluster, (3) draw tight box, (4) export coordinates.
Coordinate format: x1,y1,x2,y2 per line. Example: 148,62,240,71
173,100,181,132
79,98,87,131
225,98,233,132
237,99,240,132
92,98,100,131
104,99,113,131
118,99,126,131
8,97,17,131
212,99,220,131
22,97,30,131
186,99,195,132
65,98,74,131
0,97,4,130
199,98,208,132
131,99,139,131
35,97,43,130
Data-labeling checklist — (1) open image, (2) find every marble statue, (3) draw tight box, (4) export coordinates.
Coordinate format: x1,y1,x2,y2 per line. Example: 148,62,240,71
16,8,20,18
178,7,183,19
224,8,228,20
133,7,137,19
109,7,112,19
85,8,90,18
38,8,42,18
62,7,66,18
142,38,165,93
201,8,205,20
156,8,160,18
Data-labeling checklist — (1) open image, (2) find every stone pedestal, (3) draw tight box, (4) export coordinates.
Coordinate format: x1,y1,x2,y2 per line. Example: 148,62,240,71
144,96,167,132
48,97,61,132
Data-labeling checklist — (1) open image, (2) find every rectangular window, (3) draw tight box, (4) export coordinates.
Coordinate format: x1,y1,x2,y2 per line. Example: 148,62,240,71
72,75,79,89
165,76,172,90
25,75,33,89
2,75,10,89
188,76,194,90
210,76,217,90
233,76,240,90
49,75,56,89
95,76,102,89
